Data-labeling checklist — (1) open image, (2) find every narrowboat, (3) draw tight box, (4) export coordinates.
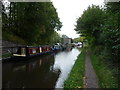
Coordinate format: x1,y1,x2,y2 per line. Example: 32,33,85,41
1,44,63,62
13,45,53,58
13,44,62,58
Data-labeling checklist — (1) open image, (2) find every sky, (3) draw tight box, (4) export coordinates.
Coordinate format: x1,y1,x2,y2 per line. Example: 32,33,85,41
51,0,105,39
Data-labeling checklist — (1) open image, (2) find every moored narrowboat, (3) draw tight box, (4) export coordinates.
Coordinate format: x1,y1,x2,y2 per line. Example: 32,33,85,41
13,46,53,58
2,44,63,62
13,44,62,58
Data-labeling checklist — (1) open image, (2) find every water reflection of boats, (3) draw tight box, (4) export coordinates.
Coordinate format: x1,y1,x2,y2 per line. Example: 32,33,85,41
2,54,60,88
11,54,55,71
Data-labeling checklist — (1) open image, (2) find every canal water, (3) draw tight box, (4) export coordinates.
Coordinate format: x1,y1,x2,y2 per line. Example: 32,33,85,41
2,48,81,88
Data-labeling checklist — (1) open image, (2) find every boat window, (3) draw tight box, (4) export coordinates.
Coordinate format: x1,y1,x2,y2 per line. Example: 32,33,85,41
39,47,42,53
32,49,36,54
21,48,26,55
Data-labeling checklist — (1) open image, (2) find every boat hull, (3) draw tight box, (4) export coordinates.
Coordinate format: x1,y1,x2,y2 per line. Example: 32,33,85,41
2,51,53,62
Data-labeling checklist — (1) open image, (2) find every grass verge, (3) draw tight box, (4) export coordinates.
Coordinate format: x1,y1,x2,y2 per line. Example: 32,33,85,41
64,48,86,88
1,53,13,58
3,31,26,45
89,49,118,88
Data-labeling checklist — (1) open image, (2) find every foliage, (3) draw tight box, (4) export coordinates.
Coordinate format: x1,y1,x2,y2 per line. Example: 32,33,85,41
52,31,62,44
74,3,119,88
64,48,85,88
2,2,62,45
73,37,86,43
3,31,26,44
89,48,118,88
75,3,120,62
74,37,86,47
102,2,120,62
75,5,105,46
2,53,13,58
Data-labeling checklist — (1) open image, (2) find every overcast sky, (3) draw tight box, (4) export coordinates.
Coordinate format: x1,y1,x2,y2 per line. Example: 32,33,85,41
51,0,105,39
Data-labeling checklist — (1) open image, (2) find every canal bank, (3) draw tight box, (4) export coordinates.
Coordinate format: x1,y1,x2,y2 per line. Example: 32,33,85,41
2,48,80,88
89,48,118,88
64,48,85,88
64,48,118,89
1,40,25,60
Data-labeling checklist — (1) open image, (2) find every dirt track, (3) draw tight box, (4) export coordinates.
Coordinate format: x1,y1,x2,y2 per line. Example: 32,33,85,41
84,50,99,88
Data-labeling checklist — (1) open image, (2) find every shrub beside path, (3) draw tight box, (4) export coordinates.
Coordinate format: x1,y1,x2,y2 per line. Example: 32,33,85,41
84,50,99,88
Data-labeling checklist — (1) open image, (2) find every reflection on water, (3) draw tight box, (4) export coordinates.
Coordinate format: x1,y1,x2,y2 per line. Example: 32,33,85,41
2,54,59,88
53,48,80,88
2,48,80,88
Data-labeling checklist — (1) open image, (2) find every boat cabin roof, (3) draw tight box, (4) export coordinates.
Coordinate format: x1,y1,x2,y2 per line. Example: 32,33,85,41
18,45,51,48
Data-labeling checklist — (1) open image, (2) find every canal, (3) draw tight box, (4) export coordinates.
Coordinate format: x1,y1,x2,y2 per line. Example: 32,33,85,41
2,48,81,88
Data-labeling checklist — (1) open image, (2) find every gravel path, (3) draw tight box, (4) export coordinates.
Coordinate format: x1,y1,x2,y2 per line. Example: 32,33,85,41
84,50,99,88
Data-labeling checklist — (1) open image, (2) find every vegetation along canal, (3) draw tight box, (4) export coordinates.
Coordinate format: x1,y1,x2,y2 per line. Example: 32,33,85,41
2,48,80,88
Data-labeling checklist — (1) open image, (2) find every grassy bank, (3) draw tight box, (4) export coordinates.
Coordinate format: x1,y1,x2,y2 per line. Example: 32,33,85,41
89,49,118,88
3,31,26,45
64,48,86,88
1,53,13,58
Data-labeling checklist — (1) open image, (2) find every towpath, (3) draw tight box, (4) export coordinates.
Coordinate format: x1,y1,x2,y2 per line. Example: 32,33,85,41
84,49,99,88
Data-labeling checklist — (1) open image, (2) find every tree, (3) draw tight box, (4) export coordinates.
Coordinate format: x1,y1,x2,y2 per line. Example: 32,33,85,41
73,37,86,47
75,2,120,62
102,2,120,62
52,31,62,44
75,5,105,47
2,2,62,45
